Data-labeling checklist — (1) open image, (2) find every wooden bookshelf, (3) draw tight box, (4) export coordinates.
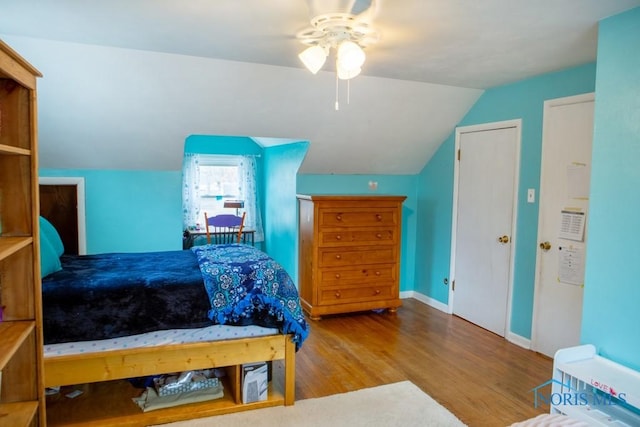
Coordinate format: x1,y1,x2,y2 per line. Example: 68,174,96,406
0,38,44,426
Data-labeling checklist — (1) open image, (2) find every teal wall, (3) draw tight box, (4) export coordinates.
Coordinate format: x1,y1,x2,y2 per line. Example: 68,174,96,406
581,7,640,370
415,141,455,304
416,63,597,339
263,142,309,281
185,135,263,155
296,174,418,292
40,168,182,253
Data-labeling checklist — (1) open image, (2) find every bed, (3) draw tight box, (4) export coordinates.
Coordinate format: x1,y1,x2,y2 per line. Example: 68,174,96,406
39,219,309,426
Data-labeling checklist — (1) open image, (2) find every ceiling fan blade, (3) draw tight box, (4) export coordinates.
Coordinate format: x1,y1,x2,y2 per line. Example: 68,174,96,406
353,0,379,23
305,0,359,17
352,0,374,15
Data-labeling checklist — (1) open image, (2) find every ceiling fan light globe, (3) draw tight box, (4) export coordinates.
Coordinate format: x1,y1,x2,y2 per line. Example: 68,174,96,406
337,65,361,80
299,45,327,74
337,41,366,69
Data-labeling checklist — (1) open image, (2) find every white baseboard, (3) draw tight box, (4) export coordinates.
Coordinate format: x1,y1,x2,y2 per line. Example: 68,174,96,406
400,291,451,314
506,332,531,349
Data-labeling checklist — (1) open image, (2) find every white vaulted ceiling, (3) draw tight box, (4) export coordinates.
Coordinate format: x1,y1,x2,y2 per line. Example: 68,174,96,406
0,0,638,174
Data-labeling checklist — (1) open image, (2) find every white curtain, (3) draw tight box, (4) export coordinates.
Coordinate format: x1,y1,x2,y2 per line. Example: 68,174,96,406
182,153,201,230
239,155,264,242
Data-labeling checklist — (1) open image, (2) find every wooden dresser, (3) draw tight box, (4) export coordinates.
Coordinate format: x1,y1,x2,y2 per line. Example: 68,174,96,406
297,194,406,320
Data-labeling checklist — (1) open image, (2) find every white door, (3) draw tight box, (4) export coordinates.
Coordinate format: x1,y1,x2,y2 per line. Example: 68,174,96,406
451,122,520,337
531,93,594,357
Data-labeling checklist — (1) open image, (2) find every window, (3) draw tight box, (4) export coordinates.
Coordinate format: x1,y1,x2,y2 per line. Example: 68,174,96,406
198,159,241,219
182,153,263,242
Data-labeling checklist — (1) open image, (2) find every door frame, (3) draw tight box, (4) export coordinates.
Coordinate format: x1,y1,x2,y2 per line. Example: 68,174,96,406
39,176,87,255
448,119,522,335
531,92,594,353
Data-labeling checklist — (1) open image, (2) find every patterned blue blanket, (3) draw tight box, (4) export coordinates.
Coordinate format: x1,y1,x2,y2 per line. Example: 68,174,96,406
191,244,309,350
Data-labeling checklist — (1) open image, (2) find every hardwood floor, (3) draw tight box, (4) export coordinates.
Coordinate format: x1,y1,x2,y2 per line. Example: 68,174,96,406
292,298,552,426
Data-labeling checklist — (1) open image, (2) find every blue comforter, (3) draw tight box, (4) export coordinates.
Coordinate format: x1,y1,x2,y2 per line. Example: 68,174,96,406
42,245,308,349
42,249,211,344
191,244,309,349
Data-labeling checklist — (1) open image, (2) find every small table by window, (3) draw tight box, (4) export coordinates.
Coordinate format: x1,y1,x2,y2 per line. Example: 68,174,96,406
183,228,255,249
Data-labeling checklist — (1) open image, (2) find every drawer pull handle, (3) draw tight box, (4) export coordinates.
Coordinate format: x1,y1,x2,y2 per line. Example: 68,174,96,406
375,271,381,276
335,273,341,279
376,233,382,239
374,289,381,295
335,291,341,299
335,254,342,260
336,214,343,221
335,235,342,240
375,214,382,221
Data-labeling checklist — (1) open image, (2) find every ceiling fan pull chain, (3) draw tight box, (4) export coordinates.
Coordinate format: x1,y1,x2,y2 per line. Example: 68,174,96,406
335,65,340,111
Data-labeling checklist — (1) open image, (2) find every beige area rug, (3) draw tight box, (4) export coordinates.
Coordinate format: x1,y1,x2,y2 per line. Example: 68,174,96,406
154,381,467,427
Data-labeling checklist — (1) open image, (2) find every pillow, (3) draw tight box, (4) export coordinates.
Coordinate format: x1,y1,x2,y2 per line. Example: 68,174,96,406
39,216,64,257
40,231,62,278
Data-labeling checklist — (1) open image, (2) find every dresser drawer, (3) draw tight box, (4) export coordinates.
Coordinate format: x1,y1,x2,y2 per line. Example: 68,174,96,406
319,264,396,286
318,208,399,228
318,228,397,247
319,284,396,305
318,247,396,267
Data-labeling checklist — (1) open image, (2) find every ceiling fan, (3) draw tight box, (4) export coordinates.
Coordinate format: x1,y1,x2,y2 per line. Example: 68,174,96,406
296,0,381,80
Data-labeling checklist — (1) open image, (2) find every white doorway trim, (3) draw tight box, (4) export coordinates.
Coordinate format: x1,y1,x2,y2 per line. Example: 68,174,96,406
448,119,522,335
39,177,87,255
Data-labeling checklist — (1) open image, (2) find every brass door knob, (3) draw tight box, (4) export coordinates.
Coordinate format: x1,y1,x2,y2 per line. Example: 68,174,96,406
498,235,510,244
539,241,551,251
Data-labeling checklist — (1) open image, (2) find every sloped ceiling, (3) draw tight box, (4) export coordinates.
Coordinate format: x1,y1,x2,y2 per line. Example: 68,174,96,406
1,0,638,174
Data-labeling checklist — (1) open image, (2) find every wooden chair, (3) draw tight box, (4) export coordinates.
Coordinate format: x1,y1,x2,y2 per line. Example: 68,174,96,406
204,212,246,244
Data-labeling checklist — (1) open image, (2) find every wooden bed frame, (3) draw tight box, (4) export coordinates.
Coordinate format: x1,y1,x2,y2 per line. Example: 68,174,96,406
43,334,296,426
